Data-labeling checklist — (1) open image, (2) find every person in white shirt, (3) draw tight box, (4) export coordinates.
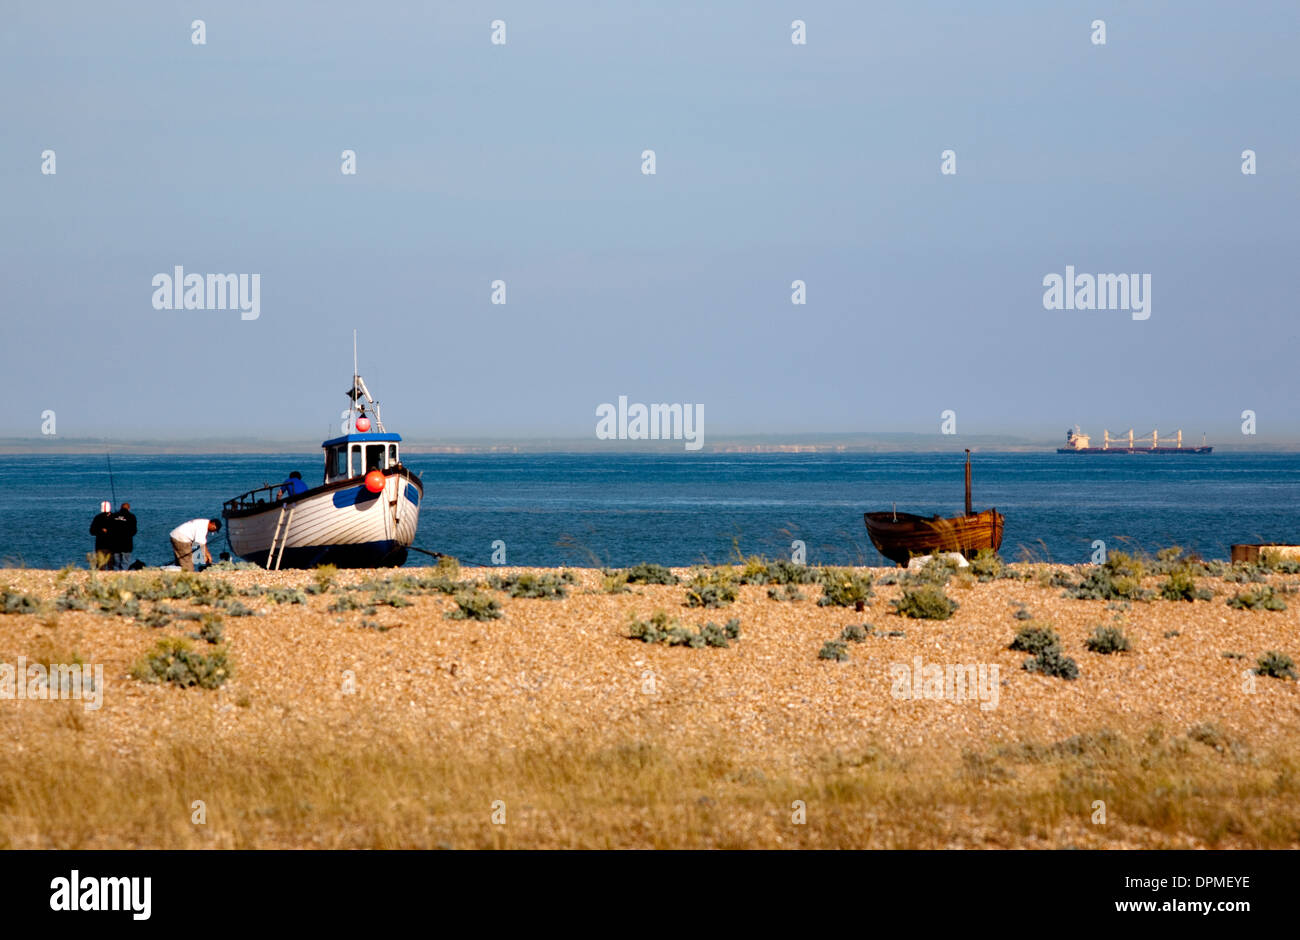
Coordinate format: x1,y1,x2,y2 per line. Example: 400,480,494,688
169,518,220,571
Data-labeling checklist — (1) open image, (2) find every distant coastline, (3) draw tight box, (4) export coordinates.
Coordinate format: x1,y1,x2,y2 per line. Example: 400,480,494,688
3,434,1298,456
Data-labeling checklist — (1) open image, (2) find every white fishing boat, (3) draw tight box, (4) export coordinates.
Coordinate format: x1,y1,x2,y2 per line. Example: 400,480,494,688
222,360,423,569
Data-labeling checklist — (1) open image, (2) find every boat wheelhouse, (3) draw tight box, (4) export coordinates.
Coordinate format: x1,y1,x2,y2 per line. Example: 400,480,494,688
222,364,423,569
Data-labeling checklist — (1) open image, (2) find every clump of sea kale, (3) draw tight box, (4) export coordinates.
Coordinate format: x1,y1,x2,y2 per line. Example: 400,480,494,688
891,585,957,620
629,610,739,648
817,568,874,608
818,640,850,662
840,623,872,642
1068,551,1150,601
447,588,502,621
1254,651,1297,680
684,569,738,609
1010,623,1079,679
1084,624,1132,655
488,571,575,599
1,587,41,615
968,548,1008,582
1023,646,1080,680
1009,624,1061,655
1227,586,1287,611
623,563,680,585
132,637,231,689
1159,563,1213,602
766,584,806,602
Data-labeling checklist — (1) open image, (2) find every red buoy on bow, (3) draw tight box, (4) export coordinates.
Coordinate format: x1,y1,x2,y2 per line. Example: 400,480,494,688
364,469,385,493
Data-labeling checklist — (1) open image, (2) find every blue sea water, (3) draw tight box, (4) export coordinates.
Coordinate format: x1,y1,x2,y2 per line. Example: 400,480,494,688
0,452,1297,569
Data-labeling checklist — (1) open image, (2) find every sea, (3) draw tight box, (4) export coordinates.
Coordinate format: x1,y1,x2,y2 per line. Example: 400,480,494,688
1,452,1296,570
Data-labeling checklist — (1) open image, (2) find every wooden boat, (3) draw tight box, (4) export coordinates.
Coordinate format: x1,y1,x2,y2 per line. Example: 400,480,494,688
221,357,423,569
864,450,1003,566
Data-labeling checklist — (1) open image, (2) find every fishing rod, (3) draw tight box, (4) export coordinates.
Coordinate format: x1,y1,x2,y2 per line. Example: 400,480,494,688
105,446,118,507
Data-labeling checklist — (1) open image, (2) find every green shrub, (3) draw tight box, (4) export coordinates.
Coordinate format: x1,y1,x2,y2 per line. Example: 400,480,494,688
265,587,307,605
328,594,363,613
818,640,850,662
1023,647,1079,680
766,584,805,602
684,569,738,609
840,623,872,642
763,560,819,585
601,571,630,594
1254,651,1297,680
1227,586,1287,611
132,637,231,689
309,564,338,594
629,610,739,648
217,599,255,617
436,556,461,580
447,589,502,621
817,568,874,608
1084,624,1132,654
1068,565,1149,601
371,591,413,608
488,572,571,599
968,548,1006,582
902,554,961,586
1012,604,1033,621
623,563,679,585
1009,625,1061,655
892,585,958,620
1,588,41,615
1160,564,1213,602
1223,564,1268,584
190,614,225,645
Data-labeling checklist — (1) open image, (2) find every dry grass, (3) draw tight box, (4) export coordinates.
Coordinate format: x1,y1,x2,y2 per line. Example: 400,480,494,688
1,563,1298,848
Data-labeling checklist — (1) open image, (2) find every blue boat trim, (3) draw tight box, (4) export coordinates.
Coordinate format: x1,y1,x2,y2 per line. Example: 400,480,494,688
239,540,408,570
405,483,420,506
321,432,402,447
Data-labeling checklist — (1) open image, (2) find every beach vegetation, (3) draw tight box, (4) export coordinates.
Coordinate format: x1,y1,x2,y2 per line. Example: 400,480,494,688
1009,625,1061,655
131,637,231,689
817,568,874,608
623,563,679,585
629,610,739,648
892,585,957,620
447,589,502,621
684,569,738,609
1022,646,1079,680
1227,586,1287,612
818,640,850,662
1254,651,1297,680
1085,624,1132,654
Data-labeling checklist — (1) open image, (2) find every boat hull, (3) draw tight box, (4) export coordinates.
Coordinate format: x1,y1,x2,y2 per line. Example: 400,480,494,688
223,467,423,569
864,508,1004,566
1057,447,1212,454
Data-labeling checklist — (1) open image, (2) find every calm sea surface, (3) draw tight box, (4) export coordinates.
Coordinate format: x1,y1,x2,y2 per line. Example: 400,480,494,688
1,452,1296,569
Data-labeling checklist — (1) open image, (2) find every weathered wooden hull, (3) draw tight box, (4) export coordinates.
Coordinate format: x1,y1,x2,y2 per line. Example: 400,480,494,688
223,467,422,568
864,508,1004,566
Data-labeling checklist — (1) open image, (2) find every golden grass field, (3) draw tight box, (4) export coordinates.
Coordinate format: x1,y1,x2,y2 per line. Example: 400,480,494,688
1,557,1298,849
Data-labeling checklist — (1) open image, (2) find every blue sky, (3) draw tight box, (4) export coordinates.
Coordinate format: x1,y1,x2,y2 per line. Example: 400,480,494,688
3,1,1297,443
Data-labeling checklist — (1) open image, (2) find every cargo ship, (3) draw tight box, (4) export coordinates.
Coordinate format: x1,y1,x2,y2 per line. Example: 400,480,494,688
1058,426,1212,454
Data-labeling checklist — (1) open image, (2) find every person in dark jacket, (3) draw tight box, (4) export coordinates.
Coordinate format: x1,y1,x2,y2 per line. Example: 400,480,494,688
89,501,116,569
110,502,137,570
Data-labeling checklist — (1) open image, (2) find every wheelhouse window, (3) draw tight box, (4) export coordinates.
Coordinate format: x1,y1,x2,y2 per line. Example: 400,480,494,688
388,444,398,465
365,444,387,472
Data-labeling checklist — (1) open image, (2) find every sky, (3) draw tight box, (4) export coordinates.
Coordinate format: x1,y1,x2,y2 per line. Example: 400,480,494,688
2,1,1298,445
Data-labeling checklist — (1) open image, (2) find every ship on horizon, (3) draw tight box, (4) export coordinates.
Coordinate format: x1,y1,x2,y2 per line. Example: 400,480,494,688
1058,426,1212,454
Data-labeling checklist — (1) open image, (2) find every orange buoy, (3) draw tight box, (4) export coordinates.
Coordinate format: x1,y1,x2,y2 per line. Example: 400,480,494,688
355,415,371,432
364,469,385,493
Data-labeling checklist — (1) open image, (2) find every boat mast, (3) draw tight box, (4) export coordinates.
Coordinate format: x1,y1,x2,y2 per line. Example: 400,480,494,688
964,449,972,516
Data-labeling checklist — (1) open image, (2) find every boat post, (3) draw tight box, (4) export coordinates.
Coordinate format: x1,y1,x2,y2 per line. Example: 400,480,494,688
964,449,972,516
